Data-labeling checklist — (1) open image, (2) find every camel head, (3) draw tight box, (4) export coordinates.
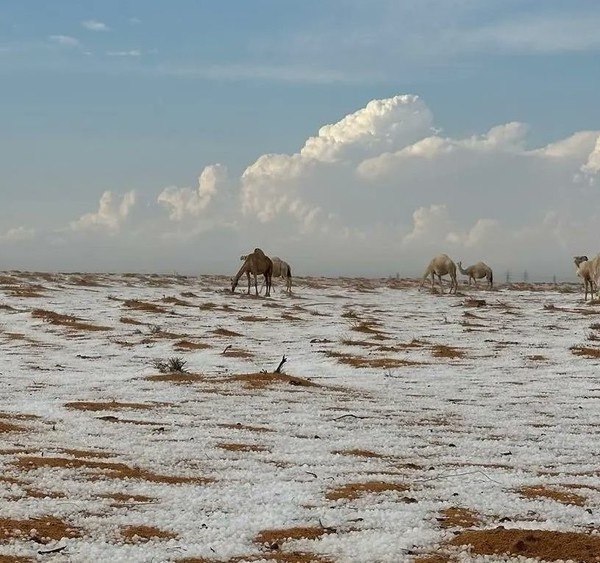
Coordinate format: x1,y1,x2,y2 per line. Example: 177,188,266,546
574,255,589,267
240,255,247,261
230,277,238,293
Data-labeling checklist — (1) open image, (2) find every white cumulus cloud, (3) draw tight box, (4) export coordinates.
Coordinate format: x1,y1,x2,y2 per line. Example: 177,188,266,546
0,226,35,243
49,35,79,46
158,164,229,221
82,20,109,32
71,191,136,234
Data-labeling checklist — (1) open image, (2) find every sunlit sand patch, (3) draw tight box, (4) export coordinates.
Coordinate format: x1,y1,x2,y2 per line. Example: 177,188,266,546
211,327,243,337
0,415,29,434
518,484,587,506
325,480,410,501
145,373,207,385
119,524,178,543
68,274,105,287
160,296,195,307
60,448,116,459
332,449,385,459
324,351,423,369
431,345,465,359
218,423,274,433
100,492,156,508
122,299,167,313
222,347,255,358
255,526,334,548
31,309,111,332
0,515,81,543
13,456,212,485
201,551,334,563
223,372,319,390
437,507,481,528
119,316,146,325
173,339,212,351
570,345,600,358
8,286,46,298
448,528,600,561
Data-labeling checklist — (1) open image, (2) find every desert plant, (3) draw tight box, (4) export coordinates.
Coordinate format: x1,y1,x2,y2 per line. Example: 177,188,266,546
152,356,188,374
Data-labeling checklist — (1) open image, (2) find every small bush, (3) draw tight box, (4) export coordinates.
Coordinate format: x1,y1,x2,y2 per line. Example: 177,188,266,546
152,356,188,374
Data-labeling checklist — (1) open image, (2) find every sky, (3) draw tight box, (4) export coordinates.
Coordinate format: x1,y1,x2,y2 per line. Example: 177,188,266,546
1,0,600,279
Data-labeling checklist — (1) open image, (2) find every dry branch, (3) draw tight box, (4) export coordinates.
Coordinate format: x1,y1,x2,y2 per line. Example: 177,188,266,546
274,355,287,373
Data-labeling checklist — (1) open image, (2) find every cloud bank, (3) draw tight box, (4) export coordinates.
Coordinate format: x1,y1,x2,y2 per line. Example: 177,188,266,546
10,94,600,278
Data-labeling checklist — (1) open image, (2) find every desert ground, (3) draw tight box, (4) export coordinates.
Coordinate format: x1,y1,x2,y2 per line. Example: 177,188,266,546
0,271,599,563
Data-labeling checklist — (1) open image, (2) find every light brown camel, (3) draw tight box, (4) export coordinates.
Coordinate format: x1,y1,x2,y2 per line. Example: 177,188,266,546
457,261,493,289
574,255,596,301
232,248,273,296
240,254,292,294
421,254,458,294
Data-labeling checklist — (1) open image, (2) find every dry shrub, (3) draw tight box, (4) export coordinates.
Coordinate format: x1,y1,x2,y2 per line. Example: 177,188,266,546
32,308,111,331
518,485,586,506
123,299,166,313
449,528,600,561
431,345,465,359
120,524,178,543
326,480,409,501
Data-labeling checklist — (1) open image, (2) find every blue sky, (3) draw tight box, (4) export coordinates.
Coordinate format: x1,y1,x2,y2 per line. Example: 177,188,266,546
1,1,600,276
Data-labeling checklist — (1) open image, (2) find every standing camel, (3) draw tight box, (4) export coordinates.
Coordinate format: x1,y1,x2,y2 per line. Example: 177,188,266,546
240,255,293,294
231,248,273,296
574,255,596,301
457,261,493,289
421,254,458,294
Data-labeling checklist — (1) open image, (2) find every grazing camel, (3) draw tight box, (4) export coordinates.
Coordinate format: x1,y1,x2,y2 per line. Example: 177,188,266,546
457,261,494,289
421,254,458,294
232,248,273,296
574,255,597,301
240,255,293,294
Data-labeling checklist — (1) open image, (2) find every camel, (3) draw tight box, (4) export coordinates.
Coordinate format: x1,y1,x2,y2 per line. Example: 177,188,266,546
231,248,273,296
457,261,494,289
574,255,597,301
420,254,458,294
240,254,292,294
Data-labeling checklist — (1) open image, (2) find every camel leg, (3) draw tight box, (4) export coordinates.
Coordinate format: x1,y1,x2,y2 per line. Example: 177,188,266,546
437,274,444,294
254,274,259,295
246,272,251,294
